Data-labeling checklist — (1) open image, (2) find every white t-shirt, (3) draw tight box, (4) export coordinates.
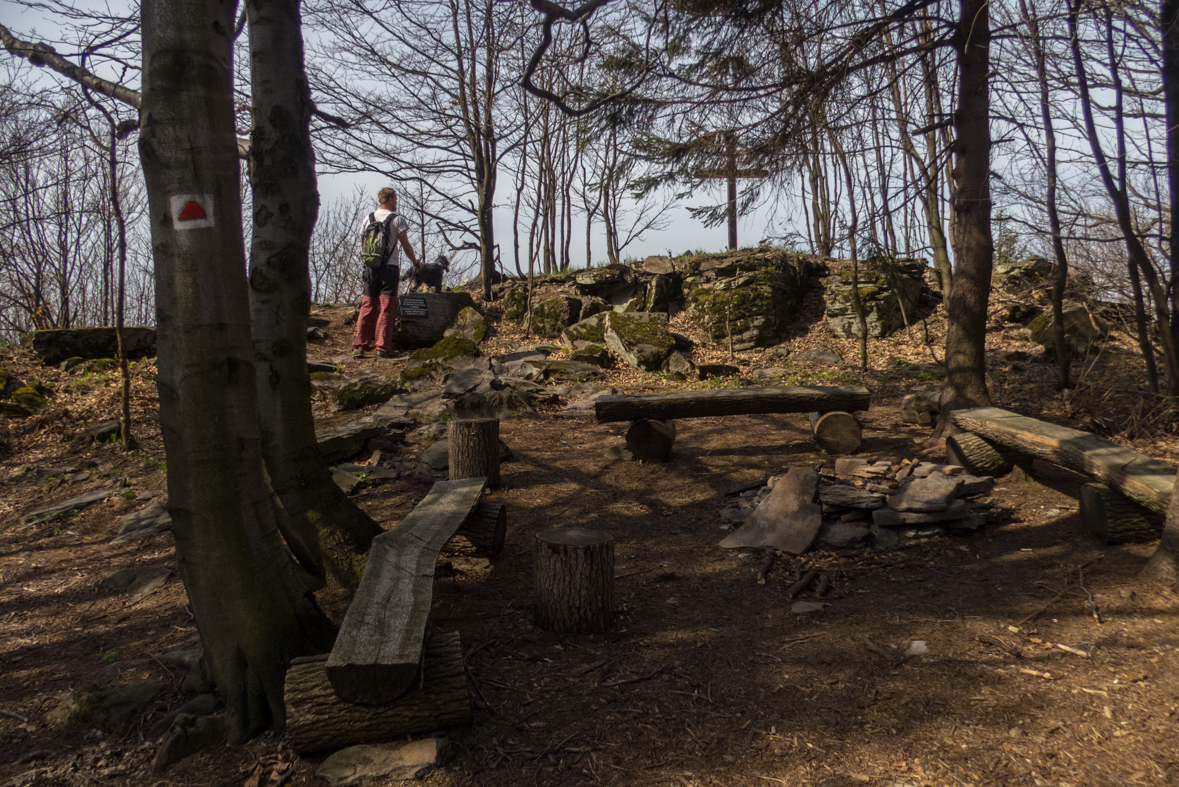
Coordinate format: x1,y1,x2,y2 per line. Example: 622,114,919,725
362,209,410,269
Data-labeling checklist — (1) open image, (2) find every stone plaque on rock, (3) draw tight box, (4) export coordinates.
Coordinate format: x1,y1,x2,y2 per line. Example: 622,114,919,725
395,292,475,347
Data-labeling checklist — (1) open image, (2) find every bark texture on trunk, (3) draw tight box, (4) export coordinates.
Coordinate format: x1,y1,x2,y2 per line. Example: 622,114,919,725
945,432,1014,477
1080,483,1162,545
246,0,380,590
284,632,471,755
448,418,501,486
140,0,336,742
443,500,506,557
534,528,614,634
941,0,994,421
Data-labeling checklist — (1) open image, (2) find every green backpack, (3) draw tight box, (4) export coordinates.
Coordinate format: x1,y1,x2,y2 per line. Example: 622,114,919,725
360,211,399,269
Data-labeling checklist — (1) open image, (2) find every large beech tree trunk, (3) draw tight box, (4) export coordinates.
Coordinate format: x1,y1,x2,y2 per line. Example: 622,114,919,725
140,0,336,742
939,0,994,425
246,0,381,589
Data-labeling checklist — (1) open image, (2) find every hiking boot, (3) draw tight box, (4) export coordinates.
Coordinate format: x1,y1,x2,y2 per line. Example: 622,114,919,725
352,346,367,359
376,349,399,359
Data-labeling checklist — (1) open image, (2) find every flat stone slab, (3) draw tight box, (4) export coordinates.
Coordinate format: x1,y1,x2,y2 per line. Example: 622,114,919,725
100,566,172,598
113,501,172,544
888,473,963,513
317,739,448,786
873,500,972,526
22,488,112,526
818,484,886,509
720,468,820,554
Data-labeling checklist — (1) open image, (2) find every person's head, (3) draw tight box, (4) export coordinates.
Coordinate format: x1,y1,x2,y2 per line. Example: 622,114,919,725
378,187,397,210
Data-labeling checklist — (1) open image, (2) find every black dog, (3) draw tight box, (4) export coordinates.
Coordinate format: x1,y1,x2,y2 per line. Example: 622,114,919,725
407,255,450,293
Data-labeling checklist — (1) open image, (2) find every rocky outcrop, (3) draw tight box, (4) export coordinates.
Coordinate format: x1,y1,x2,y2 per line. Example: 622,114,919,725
683,248,819,350
444,307,486,343
561,313,608,350
1023,300,1108,348
530,296,583,339
331,375,405,411
604,312,676,371
22,327,157,365
826,258,925,340
993,256,1053,292
400,335,482,385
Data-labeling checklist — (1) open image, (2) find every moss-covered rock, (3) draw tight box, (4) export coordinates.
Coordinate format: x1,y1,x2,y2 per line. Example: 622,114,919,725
401,335,482,383
1023,300,1108,348
58,356,85,372
444,307,487,343
531,296,582,339
604,312,676,371
21,327,157,365
87,358,118,372
561,313,608,349
825,258,926,340
331,375,406,411
518,360,604,382
684,249,816,350
504,288,529,324
569,343,612,368
11,386,47,412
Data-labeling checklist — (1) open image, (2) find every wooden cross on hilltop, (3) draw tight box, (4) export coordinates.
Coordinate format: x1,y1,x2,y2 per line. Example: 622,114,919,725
694,133,769,250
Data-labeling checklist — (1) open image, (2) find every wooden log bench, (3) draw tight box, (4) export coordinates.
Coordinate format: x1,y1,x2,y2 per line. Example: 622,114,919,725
949,407,1170,543
595,385,871,461
324,476,488,705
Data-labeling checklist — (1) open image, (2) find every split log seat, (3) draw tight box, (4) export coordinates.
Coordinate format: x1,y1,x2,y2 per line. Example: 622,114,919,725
595,385,872,460
325,476,488,705
950,407,1171,543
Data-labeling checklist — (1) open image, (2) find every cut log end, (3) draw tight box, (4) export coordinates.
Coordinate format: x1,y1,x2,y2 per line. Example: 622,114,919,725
808,411,861,455
625,419,676,463
324,661,422,706
1079,483,1162,545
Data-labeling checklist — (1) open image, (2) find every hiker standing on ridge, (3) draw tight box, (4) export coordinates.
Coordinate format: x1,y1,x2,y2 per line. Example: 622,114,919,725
353,187,421,358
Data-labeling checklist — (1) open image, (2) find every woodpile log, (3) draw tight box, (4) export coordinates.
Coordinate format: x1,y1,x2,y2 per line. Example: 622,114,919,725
1079,483,1162,544
285,632,471,755
946,432,1016,477
808,411,862,454
442,500,506,558
625,419,676,463
595,385,870,423
534,528,614,634
326,477,486,705
950,407,1175,515
448,418,500,486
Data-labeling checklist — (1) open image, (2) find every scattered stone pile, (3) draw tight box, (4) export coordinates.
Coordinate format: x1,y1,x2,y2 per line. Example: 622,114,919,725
719,457,996,553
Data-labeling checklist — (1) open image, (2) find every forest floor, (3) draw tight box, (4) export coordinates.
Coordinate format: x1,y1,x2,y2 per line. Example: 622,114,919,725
1,279,1178,787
